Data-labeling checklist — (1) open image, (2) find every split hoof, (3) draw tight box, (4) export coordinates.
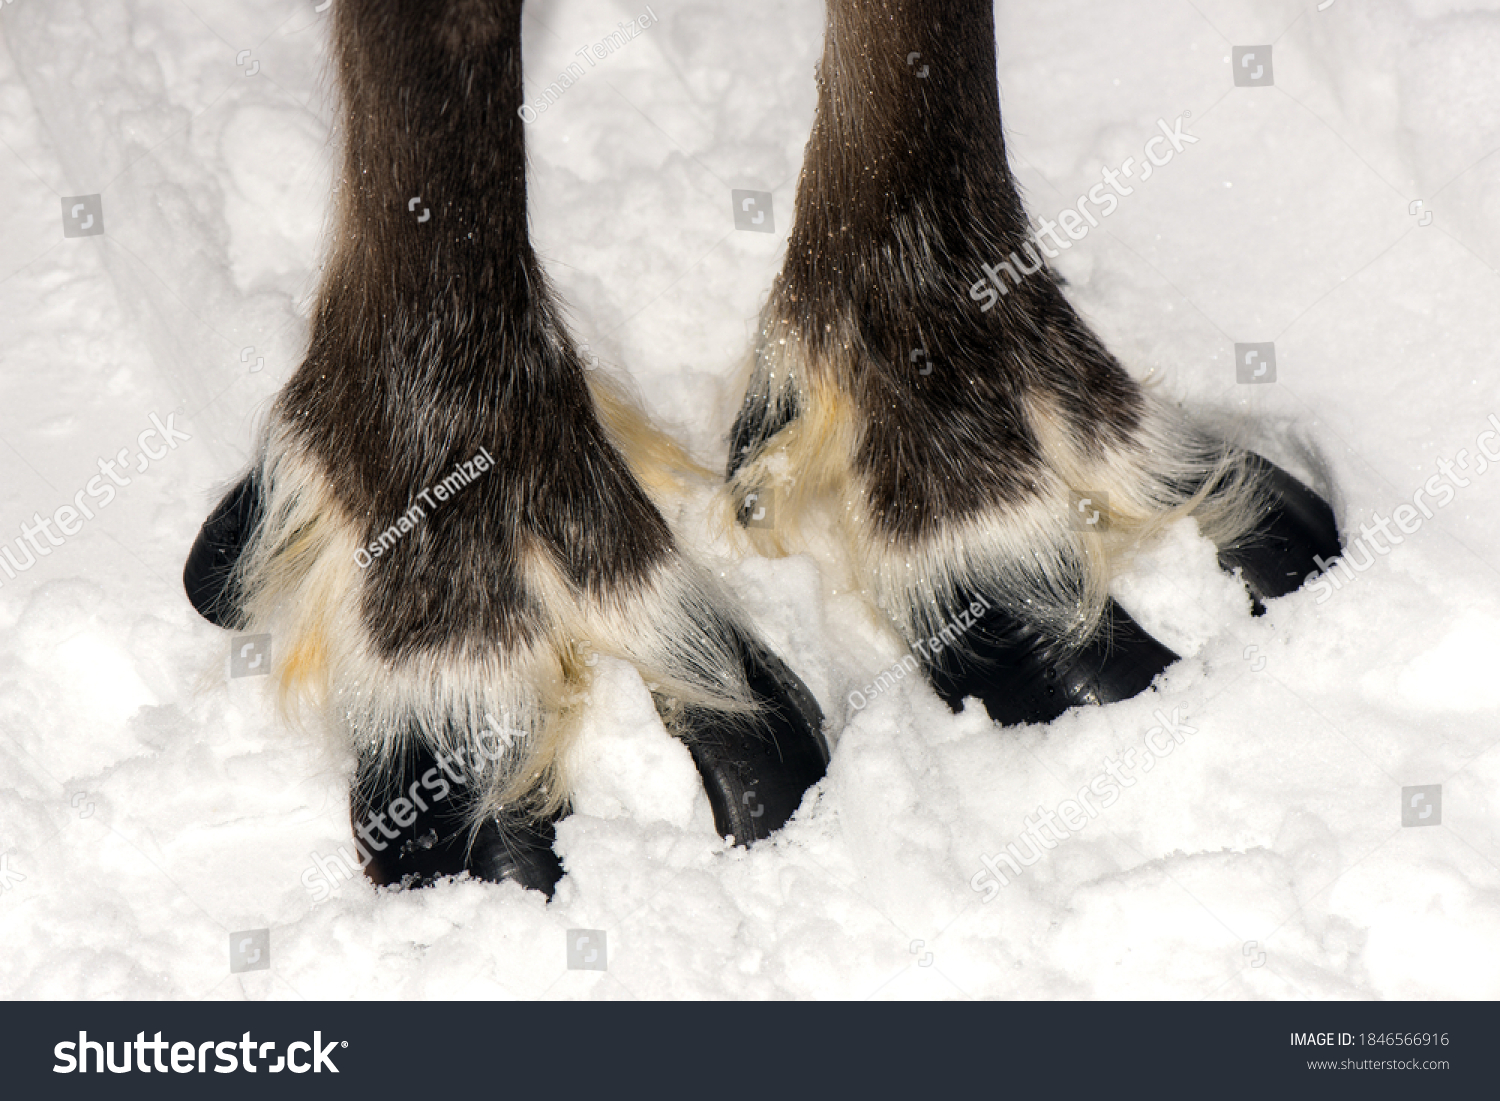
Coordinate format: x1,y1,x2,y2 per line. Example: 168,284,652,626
183,474,260,627
682,639,829,844
924,597,1178,726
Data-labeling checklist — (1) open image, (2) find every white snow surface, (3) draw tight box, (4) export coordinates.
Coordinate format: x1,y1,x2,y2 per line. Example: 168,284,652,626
2,0,1499,1000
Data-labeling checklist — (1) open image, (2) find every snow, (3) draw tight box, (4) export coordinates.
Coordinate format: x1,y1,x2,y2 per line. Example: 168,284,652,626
2,0,1498,1000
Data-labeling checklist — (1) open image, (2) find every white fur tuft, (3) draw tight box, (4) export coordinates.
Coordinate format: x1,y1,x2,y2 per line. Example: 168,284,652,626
726,325,1265,652
227,420,756,825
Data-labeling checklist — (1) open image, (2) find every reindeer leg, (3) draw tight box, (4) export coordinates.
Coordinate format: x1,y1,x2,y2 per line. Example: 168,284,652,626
729,0,1339,725
184,0,826,896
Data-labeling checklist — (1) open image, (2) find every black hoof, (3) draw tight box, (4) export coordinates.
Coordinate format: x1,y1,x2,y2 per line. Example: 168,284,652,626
923,597,1178,726
1218,453,1341,607
183,474,260,628
682,638,830,844
353,739,565,898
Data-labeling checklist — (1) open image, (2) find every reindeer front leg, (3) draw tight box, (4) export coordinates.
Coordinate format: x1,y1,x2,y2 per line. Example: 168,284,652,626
184,0,827,895
729,0,1340,724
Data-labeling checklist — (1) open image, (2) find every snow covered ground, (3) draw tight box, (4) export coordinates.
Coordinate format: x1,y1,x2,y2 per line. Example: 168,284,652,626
1,0,1498,1000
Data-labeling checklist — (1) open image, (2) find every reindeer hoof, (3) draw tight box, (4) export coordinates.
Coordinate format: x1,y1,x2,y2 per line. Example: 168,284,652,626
183,474,260,628
363,813,564,898
1217,453,1341,607
924,598,1178,726
683,640,829,844
355,741,565,897
923,455,1339,727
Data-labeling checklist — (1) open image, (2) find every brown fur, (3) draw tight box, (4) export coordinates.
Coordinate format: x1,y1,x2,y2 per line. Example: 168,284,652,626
728,0,1260,646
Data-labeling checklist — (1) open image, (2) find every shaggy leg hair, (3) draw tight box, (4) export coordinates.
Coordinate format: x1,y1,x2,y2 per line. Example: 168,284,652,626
727,0,1339,723
184,0,826,895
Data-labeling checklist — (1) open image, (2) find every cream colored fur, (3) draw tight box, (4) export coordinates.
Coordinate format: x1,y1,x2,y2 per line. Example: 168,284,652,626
725,315,1265,650
227,417,756,825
